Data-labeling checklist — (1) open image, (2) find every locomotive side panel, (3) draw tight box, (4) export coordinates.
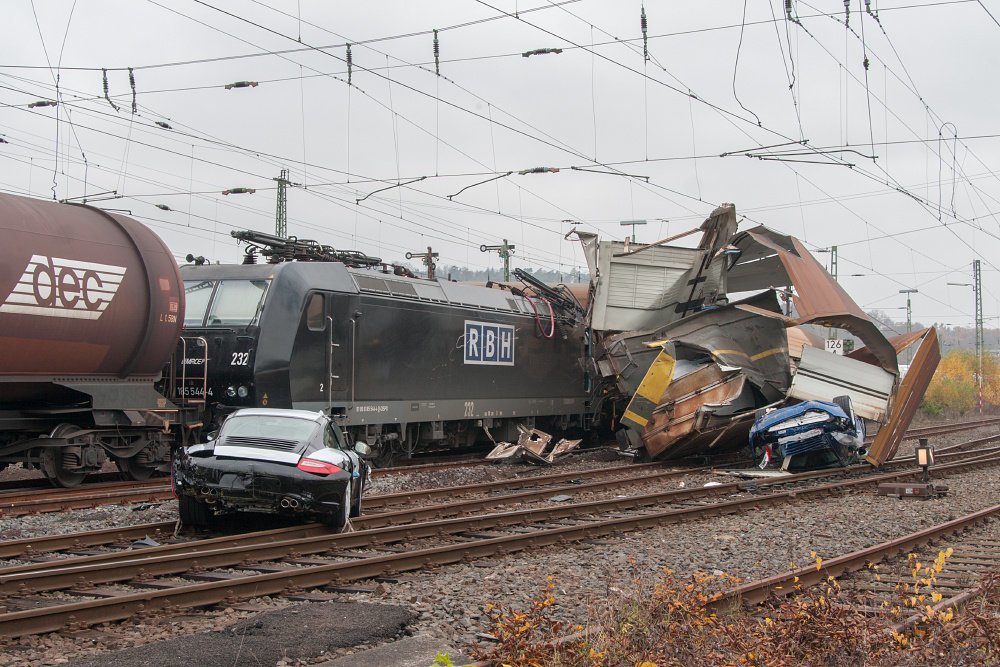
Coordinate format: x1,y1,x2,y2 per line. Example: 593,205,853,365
349,295,585,402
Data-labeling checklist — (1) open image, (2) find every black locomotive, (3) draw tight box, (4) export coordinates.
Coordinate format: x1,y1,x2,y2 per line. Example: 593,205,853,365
176,232,593,463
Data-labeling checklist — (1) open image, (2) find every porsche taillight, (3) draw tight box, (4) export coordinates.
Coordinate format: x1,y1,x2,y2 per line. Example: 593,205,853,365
296,457,343,475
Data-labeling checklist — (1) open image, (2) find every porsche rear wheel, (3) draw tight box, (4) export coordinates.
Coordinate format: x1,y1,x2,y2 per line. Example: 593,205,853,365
324,482,352,530
350,478,363,518
179,494,215,529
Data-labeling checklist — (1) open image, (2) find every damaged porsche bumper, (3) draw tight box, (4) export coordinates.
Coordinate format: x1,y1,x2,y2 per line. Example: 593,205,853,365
172,452,349,518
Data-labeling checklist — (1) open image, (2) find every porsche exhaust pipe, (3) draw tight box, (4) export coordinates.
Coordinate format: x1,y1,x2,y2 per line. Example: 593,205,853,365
280,496,301,510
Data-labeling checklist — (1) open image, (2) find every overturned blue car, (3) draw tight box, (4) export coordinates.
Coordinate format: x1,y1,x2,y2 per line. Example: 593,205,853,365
748,397,866,472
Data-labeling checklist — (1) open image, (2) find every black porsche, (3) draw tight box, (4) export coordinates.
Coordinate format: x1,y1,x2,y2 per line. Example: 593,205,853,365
172,408,371,529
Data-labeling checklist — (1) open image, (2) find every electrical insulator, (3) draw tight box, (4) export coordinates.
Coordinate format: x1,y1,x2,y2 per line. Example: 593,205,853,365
155,121,172,129
225,81,259,90
522,48,563,58
346,44,353,85
640,6,648,61
433,29,440,76
102,68,120,112
155,204,172,211
128,67,137,114
222,187,256,195
844,0,850,26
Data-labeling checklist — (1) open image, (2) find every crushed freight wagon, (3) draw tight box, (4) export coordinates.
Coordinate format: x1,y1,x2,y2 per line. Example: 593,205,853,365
577,204,940,468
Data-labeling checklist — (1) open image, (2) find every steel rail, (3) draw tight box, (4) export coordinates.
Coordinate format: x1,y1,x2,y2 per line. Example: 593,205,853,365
0,454,997,637
363,461,669,509
892,573,998,633
2,441,998,562
1,418,995,517
864,416,1000,446
709,503,1000,611
0,464,742,581
0,463,681,559
0,478,170,517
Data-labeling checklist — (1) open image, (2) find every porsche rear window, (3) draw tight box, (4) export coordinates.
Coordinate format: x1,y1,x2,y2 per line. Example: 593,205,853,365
222,415,318,441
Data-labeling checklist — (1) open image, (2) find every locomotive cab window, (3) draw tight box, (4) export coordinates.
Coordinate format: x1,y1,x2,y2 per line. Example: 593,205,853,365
183,281,216,326
206,279,269,326
306,293,325,331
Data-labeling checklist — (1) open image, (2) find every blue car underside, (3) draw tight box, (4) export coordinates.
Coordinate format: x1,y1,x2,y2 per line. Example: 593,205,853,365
748,398,867,471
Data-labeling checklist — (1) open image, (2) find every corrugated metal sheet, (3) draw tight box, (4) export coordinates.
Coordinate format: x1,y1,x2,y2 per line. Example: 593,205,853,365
606,262,692,309
788,346,894,421
866,328,941,466
731,227,899,376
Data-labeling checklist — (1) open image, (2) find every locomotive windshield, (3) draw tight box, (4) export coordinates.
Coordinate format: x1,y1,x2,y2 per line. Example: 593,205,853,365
182,279,270,327
184,281,214,326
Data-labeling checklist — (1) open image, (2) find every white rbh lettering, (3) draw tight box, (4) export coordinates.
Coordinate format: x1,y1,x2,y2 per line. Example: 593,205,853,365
0,255,127,320
464,320,515,366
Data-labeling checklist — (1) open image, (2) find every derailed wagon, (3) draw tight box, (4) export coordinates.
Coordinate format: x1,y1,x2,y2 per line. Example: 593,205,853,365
580,204,940,468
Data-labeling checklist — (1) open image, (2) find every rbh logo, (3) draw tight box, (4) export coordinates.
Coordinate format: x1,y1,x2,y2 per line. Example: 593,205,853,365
0,255,127,320
464,320,515,366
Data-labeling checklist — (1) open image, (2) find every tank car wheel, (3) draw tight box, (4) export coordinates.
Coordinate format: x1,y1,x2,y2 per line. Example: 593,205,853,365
115,457,155,481
39,447,87,488
372,446,397,469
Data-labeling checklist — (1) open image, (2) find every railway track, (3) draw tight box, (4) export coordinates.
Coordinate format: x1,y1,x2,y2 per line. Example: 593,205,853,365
4,434,999,561
711,503,1000,632
1,417,997,519
0,441,998,638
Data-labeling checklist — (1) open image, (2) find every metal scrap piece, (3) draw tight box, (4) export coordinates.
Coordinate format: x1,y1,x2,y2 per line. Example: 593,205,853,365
484,429,582,464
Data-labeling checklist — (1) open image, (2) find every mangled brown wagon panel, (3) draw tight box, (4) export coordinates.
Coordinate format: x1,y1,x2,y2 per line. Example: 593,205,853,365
866,328,941,466
641,366,746,458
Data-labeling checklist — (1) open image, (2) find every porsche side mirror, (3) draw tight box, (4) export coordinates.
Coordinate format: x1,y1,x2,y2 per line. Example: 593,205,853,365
354,442,372,457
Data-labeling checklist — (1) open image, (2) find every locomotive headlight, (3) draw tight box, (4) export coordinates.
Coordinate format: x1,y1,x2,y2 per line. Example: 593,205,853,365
237,385,249,398
226,385,237,398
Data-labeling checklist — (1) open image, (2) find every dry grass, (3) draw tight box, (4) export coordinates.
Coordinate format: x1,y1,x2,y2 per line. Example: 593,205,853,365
473,553,1000,667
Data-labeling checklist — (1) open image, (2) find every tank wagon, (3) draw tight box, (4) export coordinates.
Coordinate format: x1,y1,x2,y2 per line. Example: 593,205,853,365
177,233,592,463
0,193,197,486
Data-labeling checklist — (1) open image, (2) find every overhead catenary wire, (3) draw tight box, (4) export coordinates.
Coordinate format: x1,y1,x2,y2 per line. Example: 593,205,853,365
13,1,1000,294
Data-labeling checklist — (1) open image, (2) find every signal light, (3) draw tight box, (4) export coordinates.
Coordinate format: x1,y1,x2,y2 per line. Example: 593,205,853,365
296,457,343,475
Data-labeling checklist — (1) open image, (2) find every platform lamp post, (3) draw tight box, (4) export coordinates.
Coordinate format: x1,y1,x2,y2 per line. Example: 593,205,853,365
915,438,934,483
620,219,647,243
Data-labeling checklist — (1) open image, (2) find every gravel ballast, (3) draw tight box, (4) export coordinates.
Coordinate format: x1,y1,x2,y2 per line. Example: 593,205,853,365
0,427,997,665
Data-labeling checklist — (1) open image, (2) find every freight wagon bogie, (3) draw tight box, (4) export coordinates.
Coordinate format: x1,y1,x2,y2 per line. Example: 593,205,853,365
0,416,176,485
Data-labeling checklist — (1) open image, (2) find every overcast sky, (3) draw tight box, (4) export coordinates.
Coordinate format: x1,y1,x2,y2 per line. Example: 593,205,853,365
3,1,1000,331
